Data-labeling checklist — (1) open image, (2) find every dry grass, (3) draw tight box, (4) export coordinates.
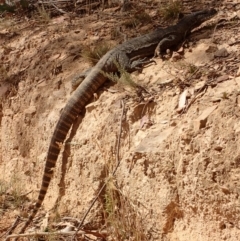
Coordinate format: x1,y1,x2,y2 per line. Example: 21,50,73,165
92,107,147,241
36,4,51,24
102,60,137,89
159,0,183,20
82,41,112,66
0,176,26,212
122,11,152,28
122,18,140,28
102,176,147,241
0,65,8,82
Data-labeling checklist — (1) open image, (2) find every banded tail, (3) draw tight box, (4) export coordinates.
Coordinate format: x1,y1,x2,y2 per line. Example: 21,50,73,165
18,66,108,234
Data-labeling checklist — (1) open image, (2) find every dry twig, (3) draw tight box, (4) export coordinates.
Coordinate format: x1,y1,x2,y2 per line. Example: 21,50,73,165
71,100,125,240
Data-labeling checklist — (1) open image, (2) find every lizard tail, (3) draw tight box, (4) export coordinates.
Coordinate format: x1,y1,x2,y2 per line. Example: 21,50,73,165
18,106,76,234
18,68,106,234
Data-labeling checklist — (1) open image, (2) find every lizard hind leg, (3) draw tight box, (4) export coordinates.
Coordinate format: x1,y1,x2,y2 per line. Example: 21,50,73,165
154,34,178,58
71,68,92,91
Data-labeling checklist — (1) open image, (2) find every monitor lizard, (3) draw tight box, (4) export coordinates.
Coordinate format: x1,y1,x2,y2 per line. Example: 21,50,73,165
12,8,217,237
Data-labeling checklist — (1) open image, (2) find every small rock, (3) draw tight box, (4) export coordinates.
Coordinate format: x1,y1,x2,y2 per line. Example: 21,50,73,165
177,89,188,112
236,65,240,77
61,225,74,232
211,97,222,103
134,126,175,153
138,73,145,81
214,48,229,57
24,106,37,124
205,45,218,53
90,36,100,41
216,75,229,83
24,106,36,116
13,210,21,216
235,76,240,88
3,108,14,116
20,211,29,219
234,121,240,133
193,105,217,131
177,46,184,54
228,37,236,46
167,90,176,97
219,185,231,195
214,146,223,151
160,120,168,124
194,80,206,91
171,52,182,61
170,120,177,126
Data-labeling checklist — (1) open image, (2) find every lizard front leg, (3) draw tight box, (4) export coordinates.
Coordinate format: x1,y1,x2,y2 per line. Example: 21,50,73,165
154,34,180,58
130,58,156,70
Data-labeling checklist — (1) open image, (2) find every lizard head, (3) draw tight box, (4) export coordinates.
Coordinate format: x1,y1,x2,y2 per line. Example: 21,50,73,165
179,8,217,31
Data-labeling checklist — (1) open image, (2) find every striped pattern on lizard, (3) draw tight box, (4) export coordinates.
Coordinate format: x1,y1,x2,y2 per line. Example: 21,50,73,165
16,8,217,235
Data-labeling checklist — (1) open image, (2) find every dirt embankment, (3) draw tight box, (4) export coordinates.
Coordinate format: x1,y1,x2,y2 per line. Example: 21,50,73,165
1,2,240,241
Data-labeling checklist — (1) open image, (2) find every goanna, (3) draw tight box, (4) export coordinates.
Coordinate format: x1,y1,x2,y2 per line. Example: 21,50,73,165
12,8,217,236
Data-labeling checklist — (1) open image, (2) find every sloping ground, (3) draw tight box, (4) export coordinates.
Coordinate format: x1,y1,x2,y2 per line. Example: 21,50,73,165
1,3,240,241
